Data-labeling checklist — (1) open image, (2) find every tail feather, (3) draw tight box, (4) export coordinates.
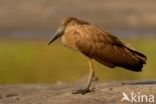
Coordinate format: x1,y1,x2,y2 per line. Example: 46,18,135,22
131,50,147,64
125,46,147,61
123,47,147,72
122,59,144,72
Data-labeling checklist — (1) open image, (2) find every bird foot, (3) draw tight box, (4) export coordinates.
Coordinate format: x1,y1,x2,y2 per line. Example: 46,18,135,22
72,87,90,95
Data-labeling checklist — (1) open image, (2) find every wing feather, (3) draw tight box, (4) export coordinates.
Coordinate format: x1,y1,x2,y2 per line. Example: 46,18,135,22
75,25,146,71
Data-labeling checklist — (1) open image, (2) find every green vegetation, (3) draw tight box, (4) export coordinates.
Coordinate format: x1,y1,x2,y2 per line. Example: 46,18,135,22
0,38,155,84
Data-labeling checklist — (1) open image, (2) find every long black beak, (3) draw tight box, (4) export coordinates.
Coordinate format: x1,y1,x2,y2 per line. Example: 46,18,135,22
48,26,64,45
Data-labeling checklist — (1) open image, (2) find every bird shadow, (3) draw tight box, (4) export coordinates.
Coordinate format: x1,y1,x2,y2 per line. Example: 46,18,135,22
121,80,156,85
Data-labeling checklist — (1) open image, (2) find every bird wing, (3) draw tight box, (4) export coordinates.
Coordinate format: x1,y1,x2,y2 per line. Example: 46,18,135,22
75,25,145,71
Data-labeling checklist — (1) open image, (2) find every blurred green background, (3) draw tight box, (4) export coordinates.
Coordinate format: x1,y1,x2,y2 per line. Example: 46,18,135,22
0,0,156,84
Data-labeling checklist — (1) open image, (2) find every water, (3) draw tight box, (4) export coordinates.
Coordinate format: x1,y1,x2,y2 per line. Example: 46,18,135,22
0,28,156,40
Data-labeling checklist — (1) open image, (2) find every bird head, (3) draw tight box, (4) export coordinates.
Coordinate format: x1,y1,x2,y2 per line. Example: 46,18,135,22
48,17,89,45
48,17,77,45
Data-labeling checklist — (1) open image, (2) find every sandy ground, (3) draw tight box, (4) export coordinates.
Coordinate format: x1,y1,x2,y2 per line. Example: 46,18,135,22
0,80,156,104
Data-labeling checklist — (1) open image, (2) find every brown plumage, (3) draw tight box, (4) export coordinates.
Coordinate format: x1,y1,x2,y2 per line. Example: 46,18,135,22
48,17,147,94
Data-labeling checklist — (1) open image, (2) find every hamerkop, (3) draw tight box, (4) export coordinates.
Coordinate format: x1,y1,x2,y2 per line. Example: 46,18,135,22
48,17,147,94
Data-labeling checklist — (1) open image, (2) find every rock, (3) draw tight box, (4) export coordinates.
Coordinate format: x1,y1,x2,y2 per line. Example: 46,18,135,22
0,80,156,104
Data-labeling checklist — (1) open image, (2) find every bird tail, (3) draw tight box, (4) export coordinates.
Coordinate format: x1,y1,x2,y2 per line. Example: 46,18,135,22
123,47,147,72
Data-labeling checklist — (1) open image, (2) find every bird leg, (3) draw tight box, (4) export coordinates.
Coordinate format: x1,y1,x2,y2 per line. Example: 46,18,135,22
87,59,95,88
72,58,94,94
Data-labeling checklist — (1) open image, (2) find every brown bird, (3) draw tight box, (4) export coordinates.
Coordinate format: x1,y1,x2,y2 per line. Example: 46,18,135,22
48,17,147,94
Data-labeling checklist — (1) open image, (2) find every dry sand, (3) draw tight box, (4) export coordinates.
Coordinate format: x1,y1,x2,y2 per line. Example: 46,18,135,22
0,80,156,104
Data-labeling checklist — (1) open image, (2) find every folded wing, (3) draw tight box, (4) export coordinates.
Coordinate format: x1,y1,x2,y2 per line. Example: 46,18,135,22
75,25,147,72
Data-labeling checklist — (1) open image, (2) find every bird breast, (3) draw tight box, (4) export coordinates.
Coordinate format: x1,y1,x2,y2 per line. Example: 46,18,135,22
61,29,79,51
